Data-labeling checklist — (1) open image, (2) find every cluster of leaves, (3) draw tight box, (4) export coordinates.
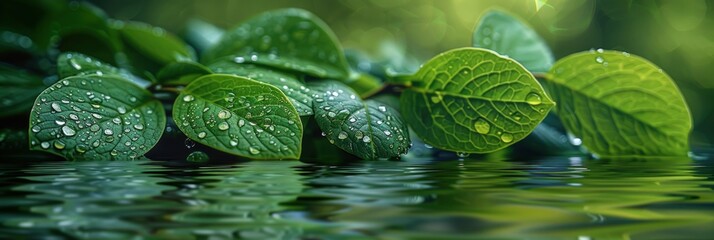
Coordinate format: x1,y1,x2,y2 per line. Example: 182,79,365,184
0,1,692,161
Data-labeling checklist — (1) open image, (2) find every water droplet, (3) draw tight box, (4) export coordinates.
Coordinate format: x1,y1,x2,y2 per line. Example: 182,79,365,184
500,133,513,143
75,144,87,153
525,92,542,105
110,150,118,156
596,48,604,53
338,131,348,140
349,118,356,123
474,118,490,134
595,56,604,63
104,129,113,136
129,97,137,102
355,131,364,139
117,106,127,114
224,92,235,102
40,141,50,149
218,110,232,119
69,59,82,70
234,56,245,63
54,141,66,150
384,130,391,136
186,151,209,162
198,132,207,138
55,119,66,126
218,122,229,130
230,139,238,147
457,152,470,158
185,138,195,148
363,136,371,143
91,113,102,119
182,95,195,102
61,126,76,136
51,102,62,112
249,147,260,155
90,124,100,132
378,106,387,112
112,118,121,124
238,119,245,127
69,114,79,120
133,124,144,130
31,125,41,133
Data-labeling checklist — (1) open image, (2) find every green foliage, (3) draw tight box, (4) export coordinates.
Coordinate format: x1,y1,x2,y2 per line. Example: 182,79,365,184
310,81,410,159
172,74,303,159
0,65,45,117
401,48,554,153
156,60,212,85
208,61,314,116
473,10,554,73
202,8,350,79
0,1,693,160
28,75,165,160
545,50,692,157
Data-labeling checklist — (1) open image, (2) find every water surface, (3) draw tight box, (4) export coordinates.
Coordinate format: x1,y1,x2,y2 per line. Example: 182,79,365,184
1,153,713,239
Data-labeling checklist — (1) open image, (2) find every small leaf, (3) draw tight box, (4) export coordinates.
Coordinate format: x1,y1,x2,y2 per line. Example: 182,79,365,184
28,75,166,160
473,9,554,73
309,81,410,159
113,21,194,76
172,74,302,159
545,50,692,157
156,60,212,85
57,52,149,88
202,8,350,79
0,65,46,117
184,19,224,54
209,61,313,116
401,48,554,153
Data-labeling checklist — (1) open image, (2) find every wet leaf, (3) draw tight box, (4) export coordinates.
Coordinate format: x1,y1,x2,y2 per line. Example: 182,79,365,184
209,61,313,116
156,60,212,85
473,9,554,73
202,8,350,79
56,52,149,88
28,75,166,160
309,81,410,159
401,48,554,153
545,50,692,157
172,74,302,159
0,65,45,117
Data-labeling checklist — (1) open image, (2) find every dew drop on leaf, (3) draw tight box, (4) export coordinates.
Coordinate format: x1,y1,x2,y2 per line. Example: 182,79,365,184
525,92,542,106
53,141,66,150
500,133,514,143
217,110,232,119
249,147,260,155
218,122,229,131
182,95,195,102
474,118,490,134
61,126,76,136
337,131,348,140
198,132,207,139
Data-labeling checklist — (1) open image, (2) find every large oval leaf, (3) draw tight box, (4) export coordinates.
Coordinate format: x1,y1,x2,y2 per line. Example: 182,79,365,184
473,10,554,73
29,75,166,160
172,74,302,159
202,8,350,79
545,50,692,157
401,48,554,153
309,81,410,159
0,65,45,117
209,61,313,116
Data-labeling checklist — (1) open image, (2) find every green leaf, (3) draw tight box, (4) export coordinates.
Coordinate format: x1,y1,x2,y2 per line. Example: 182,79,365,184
209,61,313,116
28,75,166,160
309,81,410,159
113,21,194,76
56,52,149,88
172,74,303,159
184,19,224,54
0,65,46,117
545,50,692,157
202,8,350,79
156,60,212,85
401,48,554,153
345,72,384,98
473,9,554,73
57,52,122,78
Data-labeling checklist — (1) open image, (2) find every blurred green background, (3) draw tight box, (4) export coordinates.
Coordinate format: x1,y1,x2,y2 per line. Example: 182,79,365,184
86,0,714,147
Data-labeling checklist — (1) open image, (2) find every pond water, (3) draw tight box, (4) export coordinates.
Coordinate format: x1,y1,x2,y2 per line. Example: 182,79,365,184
1,152,713,239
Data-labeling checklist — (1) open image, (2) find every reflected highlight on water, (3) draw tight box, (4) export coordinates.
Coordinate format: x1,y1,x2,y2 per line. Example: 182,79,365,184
1,154,713,239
